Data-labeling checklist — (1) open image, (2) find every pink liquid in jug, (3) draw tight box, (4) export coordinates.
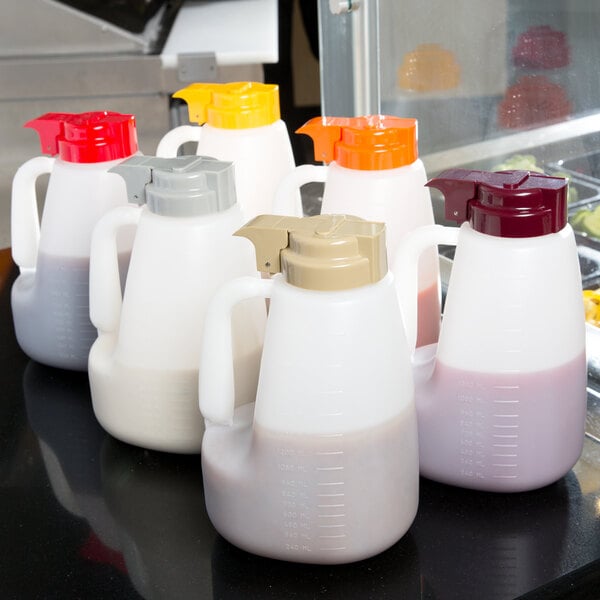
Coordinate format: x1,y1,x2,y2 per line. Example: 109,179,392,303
202,402,419,564
416,352,587,492
416,281,440,348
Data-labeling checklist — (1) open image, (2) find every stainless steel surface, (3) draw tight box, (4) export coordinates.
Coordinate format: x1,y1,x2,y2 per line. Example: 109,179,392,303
586,386,600,443
318,0,381,117
0,55,200,102
318,0,355,116
0,0,162,56
350,0,381,116
177,53,218,83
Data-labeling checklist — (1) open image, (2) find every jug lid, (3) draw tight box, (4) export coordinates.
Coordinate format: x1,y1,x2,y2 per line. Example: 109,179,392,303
427,168,568,237
173,82,280,129
25,111,138,163
109,155,237,216
297,115,418,170
235,214,387,290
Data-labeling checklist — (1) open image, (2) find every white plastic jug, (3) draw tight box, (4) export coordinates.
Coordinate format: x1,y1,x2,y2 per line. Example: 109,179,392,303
88,156,266,453
199,214,419,564
274,115,440,347
156,82,296,221
11,111,138,370
395,169,587,492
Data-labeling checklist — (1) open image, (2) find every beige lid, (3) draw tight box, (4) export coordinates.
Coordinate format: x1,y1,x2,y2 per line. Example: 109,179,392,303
235,214,387,291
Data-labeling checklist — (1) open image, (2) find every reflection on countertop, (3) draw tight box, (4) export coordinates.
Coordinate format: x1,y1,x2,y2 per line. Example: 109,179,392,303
1,252,600,599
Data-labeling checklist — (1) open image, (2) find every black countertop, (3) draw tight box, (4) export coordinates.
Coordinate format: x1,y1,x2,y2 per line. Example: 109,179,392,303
1,250,600,600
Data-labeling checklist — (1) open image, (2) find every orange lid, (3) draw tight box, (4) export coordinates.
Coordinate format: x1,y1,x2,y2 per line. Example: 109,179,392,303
297,115,418,170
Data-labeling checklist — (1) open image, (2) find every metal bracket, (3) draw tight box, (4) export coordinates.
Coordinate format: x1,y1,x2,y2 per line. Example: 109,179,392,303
330,0,361,14
177,53,218,83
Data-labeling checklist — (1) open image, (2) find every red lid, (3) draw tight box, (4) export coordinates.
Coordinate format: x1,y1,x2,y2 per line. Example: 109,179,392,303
297,115,418,170
25,111,138,163
426,168,567,237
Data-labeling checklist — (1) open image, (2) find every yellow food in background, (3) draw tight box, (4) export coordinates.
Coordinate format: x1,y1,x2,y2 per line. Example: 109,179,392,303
583,289,600,326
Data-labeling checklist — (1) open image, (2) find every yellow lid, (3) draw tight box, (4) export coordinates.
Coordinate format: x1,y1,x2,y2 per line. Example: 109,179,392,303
173,82,281,129
235,214,387,291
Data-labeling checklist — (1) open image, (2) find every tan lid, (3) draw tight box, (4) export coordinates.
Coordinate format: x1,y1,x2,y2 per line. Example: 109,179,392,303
235,214,387,291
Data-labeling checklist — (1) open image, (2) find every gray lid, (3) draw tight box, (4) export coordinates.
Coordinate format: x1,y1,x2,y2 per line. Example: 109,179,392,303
109,155,237,216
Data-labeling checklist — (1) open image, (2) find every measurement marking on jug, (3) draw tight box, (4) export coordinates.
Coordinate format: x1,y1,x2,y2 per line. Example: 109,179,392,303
492,463,518,467
493,434,518,438
493,414,519,418
317,504,345,508
493,453,517,457
492,474,518,479
320,546,347,551
316,466,344,471
317,481,344,486
493,444,518,448
318,524,345,529
318,534,347,539
316,451,344,456
317,493,344,498
317,513,345,518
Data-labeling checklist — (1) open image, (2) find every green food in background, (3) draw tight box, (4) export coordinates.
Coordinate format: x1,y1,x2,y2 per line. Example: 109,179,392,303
493,154,579,205
572,205,600,237
493,154,545,173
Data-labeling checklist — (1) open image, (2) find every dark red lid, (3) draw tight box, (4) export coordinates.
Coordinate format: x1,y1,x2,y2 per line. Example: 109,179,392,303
426,168,567,237
25,111,138,163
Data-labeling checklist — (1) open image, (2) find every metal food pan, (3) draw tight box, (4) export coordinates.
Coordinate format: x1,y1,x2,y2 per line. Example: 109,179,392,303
549,151,600,184
578,244,600,284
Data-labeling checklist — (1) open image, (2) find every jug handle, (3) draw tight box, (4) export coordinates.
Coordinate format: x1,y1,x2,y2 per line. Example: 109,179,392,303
156,125,203,158
11,156,55,271
200,276,273,425
393,224,460,353
89,205,141,335
272,164,328,217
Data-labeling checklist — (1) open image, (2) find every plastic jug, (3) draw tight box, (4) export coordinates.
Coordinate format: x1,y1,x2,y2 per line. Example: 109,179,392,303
11,111,138,370
156,82,296,220
274,115,440,347
395,169,587,492
88,155,266,453
199,214,419,564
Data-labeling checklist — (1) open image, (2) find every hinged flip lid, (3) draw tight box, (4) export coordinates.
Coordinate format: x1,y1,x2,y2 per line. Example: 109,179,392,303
235,214,387,290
